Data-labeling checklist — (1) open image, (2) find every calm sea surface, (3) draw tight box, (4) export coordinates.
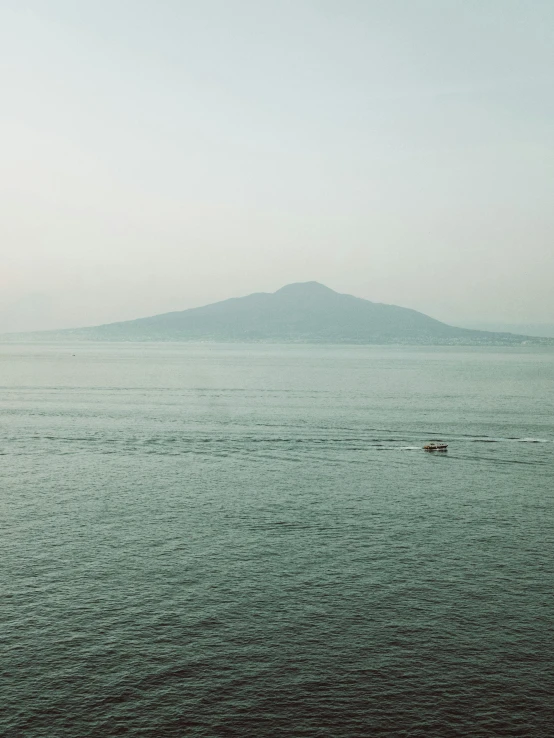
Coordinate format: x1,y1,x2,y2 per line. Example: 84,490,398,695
1,343,553,737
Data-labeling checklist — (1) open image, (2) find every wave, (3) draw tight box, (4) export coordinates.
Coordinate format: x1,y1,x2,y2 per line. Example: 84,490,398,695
516,438,550,443
470,437,551,444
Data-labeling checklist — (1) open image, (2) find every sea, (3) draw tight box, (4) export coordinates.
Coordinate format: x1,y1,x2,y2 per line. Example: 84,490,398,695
1,343,553,737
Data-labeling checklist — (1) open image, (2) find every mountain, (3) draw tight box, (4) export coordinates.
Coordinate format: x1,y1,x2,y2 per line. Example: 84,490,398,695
460,321,554,339
3,282,553,345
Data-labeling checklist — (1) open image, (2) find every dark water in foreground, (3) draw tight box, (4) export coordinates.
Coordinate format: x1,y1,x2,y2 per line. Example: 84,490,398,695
1,343,553,737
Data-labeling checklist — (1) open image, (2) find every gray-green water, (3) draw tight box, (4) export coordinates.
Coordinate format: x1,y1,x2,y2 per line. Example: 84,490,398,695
2,343,553,737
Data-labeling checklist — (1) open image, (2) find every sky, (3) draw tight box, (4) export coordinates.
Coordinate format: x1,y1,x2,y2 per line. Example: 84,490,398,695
1,0,553,332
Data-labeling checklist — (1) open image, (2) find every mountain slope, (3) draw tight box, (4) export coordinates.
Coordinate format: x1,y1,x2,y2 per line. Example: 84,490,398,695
14,281,551,345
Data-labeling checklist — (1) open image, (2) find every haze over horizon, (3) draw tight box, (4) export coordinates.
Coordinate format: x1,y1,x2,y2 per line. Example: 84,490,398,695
2,1,553,333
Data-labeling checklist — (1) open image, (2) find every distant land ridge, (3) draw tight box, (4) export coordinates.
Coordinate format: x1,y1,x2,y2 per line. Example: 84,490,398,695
3,282,553,346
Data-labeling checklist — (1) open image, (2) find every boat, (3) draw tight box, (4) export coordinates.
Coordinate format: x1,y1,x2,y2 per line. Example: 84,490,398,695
423,442,448,451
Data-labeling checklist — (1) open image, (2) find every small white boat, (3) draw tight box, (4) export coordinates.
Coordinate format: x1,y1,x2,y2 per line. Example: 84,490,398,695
423,442,448,451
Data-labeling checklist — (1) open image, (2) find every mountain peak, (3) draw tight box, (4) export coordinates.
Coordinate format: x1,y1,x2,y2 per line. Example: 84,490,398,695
273,281,337,296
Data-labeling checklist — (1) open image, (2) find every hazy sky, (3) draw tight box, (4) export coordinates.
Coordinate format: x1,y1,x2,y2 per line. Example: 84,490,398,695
1,0,553,332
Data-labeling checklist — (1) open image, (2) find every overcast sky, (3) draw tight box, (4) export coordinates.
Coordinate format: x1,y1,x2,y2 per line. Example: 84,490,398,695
1,0,553,332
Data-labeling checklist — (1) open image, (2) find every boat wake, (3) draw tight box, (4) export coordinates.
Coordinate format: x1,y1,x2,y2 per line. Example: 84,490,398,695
377,446,422,451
